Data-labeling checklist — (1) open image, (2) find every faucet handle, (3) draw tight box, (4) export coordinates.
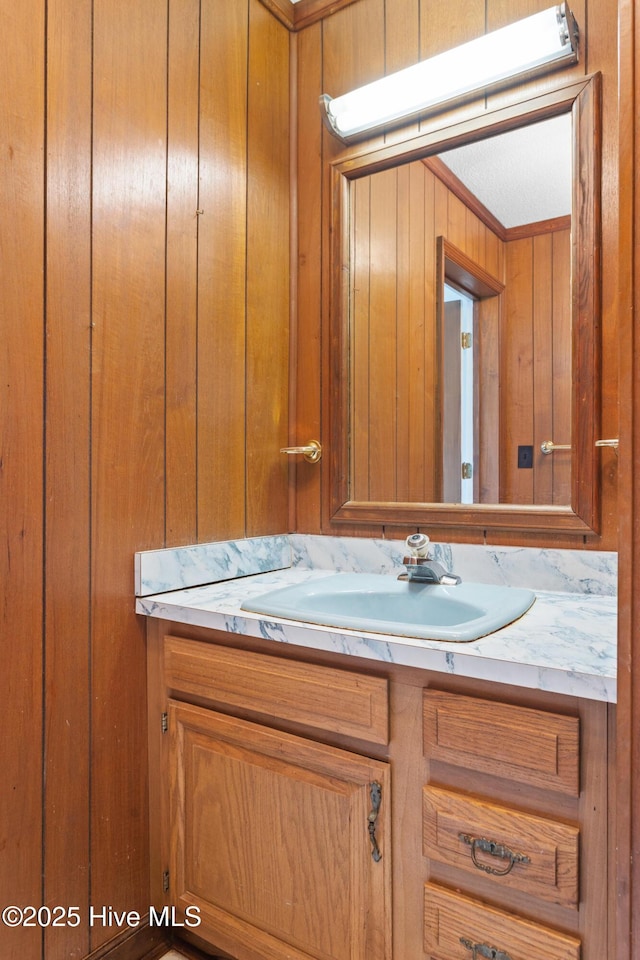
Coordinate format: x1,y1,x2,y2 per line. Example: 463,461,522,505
405,533,430,558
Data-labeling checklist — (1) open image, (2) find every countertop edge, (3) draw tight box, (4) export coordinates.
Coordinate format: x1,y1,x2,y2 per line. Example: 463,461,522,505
136,572,617,703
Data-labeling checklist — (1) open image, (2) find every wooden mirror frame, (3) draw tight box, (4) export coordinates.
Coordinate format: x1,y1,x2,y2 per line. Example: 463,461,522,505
328,73,601,535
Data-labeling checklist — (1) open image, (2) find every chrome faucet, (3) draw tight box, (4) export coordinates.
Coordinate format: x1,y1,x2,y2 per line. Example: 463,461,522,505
398,534,461,585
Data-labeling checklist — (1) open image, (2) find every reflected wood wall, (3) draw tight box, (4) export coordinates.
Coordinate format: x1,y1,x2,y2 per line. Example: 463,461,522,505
349,163,571,509
349,161,504,505
502,228,572,505
0,1,289,959
294,0,619,548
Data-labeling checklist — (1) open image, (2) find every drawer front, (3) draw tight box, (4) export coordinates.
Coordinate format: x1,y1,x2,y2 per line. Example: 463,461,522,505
424,882,581,960
163,635,389,744
423,786,579,908
423,690,579,796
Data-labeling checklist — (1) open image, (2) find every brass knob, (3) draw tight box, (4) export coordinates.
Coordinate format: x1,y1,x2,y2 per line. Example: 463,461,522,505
280,439,322,463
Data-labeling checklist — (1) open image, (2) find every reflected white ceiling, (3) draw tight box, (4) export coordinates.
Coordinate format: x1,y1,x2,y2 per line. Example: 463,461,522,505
438,113,572,229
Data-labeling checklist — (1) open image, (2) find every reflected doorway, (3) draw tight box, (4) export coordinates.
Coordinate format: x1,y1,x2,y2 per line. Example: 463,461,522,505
442,284,475,504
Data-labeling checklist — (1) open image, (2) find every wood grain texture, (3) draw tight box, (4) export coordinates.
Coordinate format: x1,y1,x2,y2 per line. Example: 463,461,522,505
615,0,636,957
423,785,580,907
245,0,290,535
293,23,324,532
44,1,92,958
90,0,167,947
169,700,392,960
165,0,200,545
0,3,45,959
423,689,580,796
502,226,572,506
197,0,249,540
424,882,581,960
164,633,390,743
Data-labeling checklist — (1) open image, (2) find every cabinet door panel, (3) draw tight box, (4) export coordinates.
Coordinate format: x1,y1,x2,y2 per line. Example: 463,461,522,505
168,700,391,960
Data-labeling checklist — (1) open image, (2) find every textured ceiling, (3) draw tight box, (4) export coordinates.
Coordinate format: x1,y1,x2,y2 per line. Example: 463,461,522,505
437,113,572,229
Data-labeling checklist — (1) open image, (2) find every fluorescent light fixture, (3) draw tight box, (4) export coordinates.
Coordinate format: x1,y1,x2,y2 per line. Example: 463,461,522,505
320,3,579,141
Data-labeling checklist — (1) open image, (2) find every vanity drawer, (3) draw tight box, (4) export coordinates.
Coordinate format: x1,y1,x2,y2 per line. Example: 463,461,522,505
423,690,579,796
424,882,581,960
423,785,579,908
163,635,389,744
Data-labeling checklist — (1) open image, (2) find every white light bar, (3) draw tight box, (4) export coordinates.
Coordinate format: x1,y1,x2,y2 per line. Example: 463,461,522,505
320,4,578,141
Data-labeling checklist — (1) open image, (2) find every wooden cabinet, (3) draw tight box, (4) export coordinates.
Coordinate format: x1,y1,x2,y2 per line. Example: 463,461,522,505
149,628,392,960
147,622,612,960
168,700,391,960
422,689,610,960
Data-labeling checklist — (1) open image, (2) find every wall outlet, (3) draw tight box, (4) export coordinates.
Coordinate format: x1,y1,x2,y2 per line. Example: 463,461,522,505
517,445,534,469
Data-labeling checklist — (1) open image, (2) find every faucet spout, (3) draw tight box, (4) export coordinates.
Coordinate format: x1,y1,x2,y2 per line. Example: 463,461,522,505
398,534,461,585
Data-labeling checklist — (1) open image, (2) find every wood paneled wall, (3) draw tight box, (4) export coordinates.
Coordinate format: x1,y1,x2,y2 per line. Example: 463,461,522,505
0,1,289,959
348,160,571,510
349,161,504,504
294,0,619,549
502,227,572,505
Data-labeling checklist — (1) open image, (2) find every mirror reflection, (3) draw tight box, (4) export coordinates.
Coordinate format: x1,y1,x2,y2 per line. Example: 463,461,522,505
348,113,573,508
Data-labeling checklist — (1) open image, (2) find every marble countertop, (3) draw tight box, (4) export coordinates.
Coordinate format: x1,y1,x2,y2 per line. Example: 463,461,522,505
136,566,617,703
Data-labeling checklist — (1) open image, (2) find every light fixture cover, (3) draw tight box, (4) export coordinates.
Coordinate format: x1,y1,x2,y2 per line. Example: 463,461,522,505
321,4,579,140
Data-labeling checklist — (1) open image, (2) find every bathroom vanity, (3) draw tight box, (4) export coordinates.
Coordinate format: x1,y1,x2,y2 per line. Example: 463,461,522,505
139,536,616,960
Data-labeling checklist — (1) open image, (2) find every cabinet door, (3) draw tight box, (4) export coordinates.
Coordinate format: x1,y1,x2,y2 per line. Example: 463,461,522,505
167,699,392,960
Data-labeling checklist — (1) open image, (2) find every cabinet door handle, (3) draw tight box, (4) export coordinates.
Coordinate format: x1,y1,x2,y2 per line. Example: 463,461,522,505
368,781,382,862
459,833,531,876
460,936,513,960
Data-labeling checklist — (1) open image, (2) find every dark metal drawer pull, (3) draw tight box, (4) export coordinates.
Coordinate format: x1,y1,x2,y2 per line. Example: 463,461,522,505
368,781,382,862
460,936,513,960
459,833,531,876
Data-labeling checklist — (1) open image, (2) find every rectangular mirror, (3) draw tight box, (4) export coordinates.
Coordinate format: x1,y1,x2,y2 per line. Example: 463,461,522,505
329,74,601,534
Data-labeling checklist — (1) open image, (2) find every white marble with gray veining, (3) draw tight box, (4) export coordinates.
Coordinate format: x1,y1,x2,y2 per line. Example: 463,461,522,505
134,534,291,596
136,533,618,597
136,564,617,703
289,535,618,595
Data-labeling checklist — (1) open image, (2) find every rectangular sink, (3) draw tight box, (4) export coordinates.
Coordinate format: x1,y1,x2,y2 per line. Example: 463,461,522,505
241,573,535,642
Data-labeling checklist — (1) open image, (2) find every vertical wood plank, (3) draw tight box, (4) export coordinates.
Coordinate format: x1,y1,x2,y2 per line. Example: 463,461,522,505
90,0,167,945
385,0,420,140
615,0,636,949
585,0,618,544
532,233,555,505
351,178,372,502
44,1,92,957
552,228,572,504
396,166,411,501
294,23,323,532
476,297,501,502
197,0,248,540
404,164,428,502
368,169,398,501
0,3,45,958
166,0,201,546
420,0,484,56
246,0,290,535
502,238,534,503
406,164,429,502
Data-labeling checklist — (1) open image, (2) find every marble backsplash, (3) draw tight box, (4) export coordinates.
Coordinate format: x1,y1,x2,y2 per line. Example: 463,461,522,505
135,533,617,598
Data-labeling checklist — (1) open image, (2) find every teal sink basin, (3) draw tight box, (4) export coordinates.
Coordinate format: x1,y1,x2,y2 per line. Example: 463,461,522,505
241,573,535,642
